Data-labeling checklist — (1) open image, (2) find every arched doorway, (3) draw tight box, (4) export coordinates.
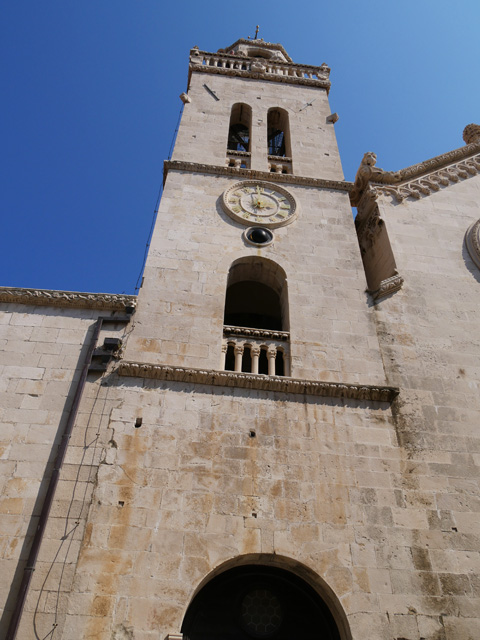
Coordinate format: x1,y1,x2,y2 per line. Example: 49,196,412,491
181,564,341,640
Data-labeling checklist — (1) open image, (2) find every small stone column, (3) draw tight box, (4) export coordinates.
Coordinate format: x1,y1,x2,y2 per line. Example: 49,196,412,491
267,346,277,376
251,346,261,374
234,344,244,372
221,343,228,370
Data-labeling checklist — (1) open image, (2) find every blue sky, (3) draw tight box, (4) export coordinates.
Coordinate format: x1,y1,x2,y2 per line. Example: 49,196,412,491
2,1,479,294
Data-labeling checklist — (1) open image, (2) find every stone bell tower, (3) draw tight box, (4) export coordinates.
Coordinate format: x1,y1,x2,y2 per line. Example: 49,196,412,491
103,37,395,640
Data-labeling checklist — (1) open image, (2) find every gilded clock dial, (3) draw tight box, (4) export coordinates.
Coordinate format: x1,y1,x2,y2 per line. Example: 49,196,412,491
222,181,297,228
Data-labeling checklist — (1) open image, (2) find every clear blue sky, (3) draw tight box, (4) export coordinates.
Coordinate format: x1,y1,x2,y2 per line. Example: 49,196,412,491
1,1,478,294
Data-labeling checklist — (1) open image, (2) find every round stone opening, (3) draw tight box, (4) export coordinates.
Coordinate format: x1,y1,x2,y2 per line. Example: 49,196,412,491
246,227,273,245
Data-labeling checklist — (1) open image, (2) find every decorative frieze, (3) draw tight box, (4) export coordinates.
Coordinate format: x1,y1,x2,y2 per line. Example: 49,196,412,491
351,135,480,207
189,48,331,92
0,286,137,311
164,160,353,193
117,361,399,403
370,273,404,300
223,325,290,342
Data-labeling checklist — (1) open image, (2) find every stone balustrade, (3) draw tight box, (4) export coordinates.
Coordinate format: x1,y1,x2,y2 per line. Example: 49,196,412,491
268,155,293,174
226,149,251,169
222,326,290,377
190,50,330,89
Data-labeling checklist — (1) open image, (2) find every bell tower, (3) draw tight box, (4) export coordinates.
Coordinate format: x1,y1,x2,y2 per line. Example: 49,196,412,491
124,38,384,385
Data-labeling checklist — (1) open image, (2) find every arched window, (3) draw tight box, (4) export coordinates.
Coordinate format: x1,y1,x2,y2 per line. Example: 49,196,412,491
228,103,252,153
182,564,343,640
223,257,289,331
267,108,291,158
221,258,291,377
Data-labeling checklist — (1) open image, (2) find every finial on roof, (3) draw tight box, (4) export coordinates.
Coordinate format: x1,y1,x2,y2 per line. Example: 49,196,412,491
463,123,480,145
248,25,260,40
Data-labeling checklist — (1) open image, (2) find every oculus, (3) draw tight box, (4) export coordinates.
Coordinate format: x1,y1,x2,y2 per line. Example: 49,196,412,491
223,180,297,228
245,227,274,246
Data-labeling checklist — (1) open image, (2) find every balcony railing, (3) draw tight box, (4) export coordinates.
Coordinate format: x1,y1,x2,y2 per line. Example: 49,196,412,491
190,51,331,88
226,149,251,169
267,155,292,174
222,326,290,377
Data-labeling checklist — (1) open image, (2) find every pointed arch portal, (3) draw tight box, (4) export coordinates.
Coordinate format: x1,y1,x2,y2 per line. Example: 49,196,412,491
181,564,343,640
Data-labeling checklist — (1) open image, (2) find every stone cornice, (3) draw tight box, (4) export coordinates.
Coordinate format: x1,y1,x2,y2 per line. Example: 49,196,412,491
191,63,331,92
0,286,137,311
117,361,398,403
189,49,330,92
164,160,353,193
223,325,290,342
351,142,480,206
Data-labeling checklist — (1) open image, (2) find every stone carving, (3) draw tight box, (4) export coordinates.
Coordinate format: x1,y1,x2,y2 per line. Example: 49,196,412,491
356,202,384,250
351,126,480,207
117,361,399,403
463,123,480,145
370,273,404,300
190,49,331,92
164,160,353,194
223,325,290,342
351,152,401,204
0,286,136,310
217,38,293,63
378,156,480,203
465,219,480,270
251,60,266,72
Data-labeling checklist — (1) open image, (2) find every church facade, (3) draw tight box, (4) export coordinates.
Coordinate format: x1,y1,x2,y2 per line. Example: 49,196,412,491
1,38,479,640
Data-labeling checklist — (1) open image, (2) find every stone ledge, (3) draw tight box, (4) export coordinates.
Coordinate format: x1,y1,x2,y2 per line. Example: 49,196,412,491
164,160,353,193
224,325,290,342
117,361,399,403
191,63,331,92
0,286,137,311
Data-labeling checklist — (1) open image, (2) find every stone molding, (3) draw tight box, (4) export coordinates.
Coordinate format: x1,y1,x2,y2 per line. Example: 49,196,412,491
0,286,137,311
164,160,353,193
117,361,399,403
223,325,290,342
189,49,331,92
465,219,480,270
351,142,480,206
370,273,404,300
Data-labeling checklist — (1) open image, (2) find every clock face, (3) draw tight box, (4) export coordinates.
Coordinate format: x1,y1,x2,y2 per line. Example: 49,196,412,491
222,181,297,228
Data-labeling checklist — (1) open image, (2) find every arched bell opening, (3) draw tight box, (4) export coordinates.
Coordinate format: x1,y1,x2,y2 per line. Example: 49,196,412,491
228,103,252,153
267,108,291,158
181,559,350,640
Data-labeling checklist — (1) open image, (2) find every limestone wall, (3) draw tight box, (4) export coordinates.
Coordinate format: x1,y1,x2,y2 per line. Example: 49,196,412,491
0,303,130,637
366,174,480,639
48,377,399,640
